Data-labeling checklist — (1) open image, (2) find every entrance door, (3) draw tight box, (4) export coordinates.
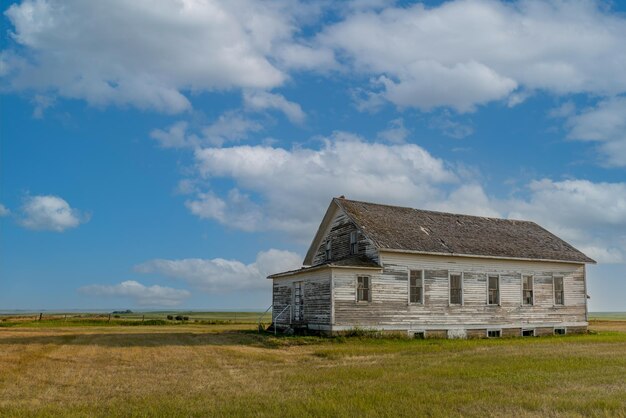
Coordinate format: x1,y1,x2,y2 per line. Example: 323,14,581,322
293,281,304,322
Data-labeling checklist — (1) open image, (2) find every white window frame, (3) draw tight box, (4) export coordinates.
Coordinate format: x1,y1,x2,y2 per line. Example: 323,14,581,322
356,275,371,303
448,272,463,305
522,328,535,337
521,274,534,306
487,274,500,306
349,231,358,255
325,240,332,261
408,269,424,305
553,275,565,306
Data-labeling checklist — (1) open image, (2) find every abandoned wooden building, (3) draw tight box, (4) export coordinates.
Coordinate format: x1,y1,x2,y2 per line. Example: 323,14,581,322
268,197,596,338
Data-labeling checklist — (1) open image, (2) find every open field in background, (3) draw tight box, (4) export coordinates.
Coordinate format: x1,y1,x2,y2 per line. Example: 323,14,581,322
0,320,625,417
0,311,266,328
589,312,626,321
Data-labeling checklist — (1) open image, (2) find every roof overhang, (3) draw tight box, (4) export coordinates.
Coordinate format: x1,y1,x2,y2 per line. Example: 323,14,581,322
378,248,595,265
268,263,382,280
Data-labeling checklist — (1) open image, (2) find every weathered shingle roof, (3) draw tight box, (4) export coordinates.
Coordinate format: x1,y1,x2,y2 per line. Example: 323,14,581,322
336,198,595,264
268,255,381,279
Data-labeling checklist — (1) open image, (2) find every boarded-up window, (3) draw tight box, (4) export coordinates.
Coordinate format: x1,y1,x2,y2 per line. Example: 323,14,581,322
450,273,462,304
409,270,423,304
488,275,499,305
357,276,371,302
325,240,331,261
522,275,533,305
554,276,564,305
350,231,358,255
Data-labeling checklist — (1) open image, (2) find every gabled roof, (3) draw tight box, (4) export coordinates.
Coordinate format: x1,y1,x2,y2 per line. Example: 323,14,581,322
268,256,382,279
306,197,594,264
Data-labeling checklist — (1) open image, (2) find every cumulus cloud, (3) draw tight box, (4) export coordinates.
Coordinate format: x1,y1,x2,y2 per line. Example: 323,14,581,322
563,97,626,167
135,249,302,292
506,179,626,263
18,195,88,232
319,0,626,111
80,280,191,307
0,204,10,217
187,132,464,237
2,0,315,113
243,90,306,124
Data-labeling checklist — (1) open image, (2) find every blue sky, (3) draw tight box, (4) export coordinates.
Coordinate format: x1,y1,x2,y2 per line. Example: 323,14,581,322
1,0,625,311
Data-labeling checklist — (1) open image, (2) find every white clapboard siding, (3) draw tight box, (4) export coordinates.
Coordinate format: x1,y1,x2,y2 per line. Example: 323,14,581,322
272,269,331,325
331,251,586,328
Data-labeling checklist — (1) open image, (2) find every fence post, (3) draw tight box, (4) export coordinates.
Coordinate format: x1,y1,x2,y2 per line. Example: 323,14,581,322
108,314,111,322
39,313,42,321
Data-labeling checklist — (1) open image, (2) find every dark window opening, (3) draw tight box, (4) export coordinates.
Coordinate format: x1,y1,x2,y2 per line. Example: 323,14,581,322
554,328,566,335
357,276,371,302
522,275,533,305
554,276,564,305
450,274,462,304
349,231,358,255
487,330,501,338
488,275,499,305
522,329,535,337
409,270,423,304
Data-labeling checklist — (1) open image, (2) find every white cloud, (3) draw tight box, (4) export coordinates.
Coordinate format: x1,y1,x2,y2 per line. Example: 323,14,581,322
0,204,10,217
319,0,626,111
243,90,306,124
134,249,302,292
188,132,461,237
18,195,88,232
202,111,263,146
564,97,626,167
80,280,191,307
506,179,626,263
150,121,193,149
377,118,409,143
150,112,263,149
3,0,313,113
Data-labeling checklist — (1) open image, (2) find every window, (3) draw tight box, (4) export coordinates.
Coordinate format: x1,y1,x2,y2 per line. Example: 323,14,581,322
554,328,566,335
357,276,371,302
522,329,535,337
522,275,534,305
487,330,501,338
450,273,462,305
488,275,500,305
349,231,358,255
554,276,564,305
325,240,332,261
409,270,423,304
413,331,425,339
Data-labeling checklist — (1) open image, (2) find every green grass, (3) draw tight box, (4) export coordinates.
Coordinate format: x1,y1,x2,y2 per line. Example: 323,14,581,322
0,322,625,417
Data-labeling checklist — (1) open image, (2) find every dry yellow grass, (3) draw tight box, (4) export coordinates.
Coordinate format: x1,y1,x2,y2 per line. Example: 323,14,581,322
0,322,625,417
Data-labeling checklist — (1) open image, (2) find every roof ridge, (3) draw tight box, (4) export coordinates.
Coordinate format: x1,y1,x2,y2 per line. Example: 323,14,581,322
335,197,533,224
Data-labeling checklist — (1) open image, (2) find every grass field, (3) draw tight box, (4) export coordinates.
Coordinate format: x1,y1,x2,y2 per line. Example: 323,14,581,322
1,319,625,417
